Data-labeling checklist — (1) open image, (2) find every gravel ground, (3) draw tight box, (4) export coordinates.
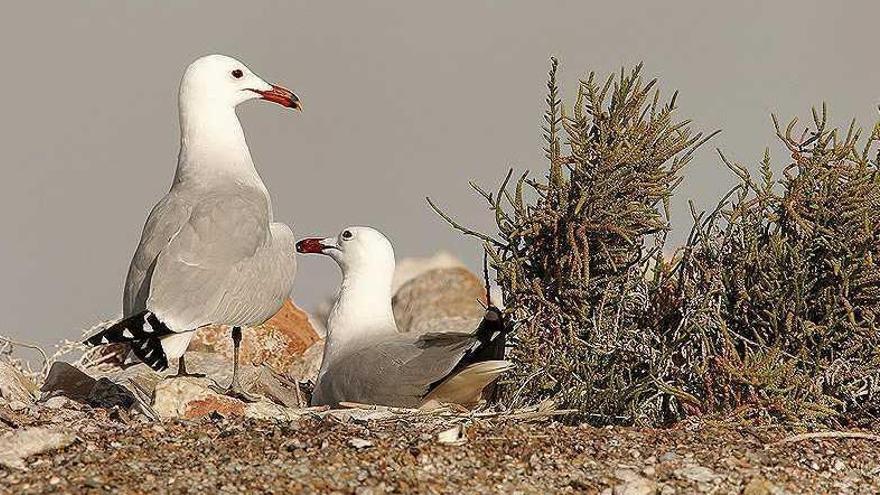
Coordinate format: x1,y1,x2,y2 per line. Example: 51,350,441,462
1,404,879,494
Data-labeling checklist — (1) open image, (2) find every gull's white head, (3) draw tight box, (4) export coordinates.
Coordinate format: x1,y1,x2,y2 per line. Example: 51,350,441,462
179,54,301,111
297,226,395,277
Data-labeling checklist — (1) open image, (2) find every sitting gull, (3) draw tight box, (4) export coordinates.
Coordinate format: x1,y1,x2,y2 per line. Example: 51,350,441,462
86,54,301,400
296,226,511,408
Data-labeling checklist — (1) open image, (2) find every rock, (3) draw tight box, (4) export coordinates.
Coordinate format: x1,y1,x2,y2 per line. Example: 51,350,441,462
89,352,219,396
313,251,468,327
90,350,309,415
151,374,305,420
152,377,245,419
320,408,397,423
614,477,657,495
436,424,467,446
188,299,320,374
41,362,134,409
0,362,37,404
659,451,679,463
392,251,465,293
613,469,657,494
674,465,720,484
348,437,373,449
42,396,70,409
0,427,76,469
286,338,324,382
243,401,305,422
392,267,486,334
743,476,783,495
355,484,386,495
245,366,304,408
42,362,94,400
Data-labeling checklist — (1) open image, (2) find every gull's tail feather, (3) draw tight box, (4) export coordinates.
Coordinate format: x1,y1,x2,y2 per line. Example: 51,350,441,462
84,311,171,371
424,360,513,408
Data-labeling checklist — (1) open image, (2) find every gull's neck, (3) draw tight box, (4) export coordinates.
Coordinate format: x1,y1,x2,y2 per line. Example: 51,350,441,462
173,97,267,193
323,260,397,365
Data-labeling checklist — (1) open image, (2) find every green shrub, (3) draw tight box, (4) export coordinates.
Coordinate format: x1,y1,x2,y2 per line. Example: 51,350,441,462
431,59,880,427
667,107,880,425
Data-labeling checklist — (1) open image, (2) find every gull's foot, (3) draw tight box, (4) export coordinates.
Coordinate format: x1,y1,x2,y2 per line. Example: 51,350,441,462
209,382,260,403
171,357,205,379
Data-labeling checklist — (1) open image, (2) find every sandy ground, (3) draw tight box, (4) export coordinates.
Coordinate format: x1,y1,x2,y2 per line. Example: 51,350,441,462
0,403,878,494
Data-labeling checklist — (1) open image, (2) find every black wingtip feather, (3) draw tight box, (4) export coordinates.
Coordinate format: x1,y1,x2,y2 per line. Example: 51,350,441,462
84,311,171,372
471,305,509,362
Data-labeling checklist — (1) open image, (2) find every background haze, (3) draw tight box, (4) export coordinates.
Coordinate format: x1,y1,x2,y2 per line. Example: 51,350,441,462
1,2,878,347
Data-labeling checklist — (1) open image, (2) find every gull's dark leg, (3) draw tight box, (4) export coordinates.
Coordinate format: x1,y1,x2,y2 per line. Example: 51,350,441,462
211,326,259,402
172,355,205,378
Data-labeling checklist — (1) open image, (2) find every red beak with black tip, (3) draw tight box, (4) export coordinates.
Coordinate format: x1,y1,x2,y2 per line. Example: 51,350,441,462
256,84,302,111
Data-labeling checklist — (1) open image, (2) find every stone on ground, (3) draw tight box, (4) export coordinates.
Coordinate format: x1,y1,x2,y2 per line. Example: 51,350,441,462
0,427,76,469
189,299,320,374
0,362,37,404
392,267,487,334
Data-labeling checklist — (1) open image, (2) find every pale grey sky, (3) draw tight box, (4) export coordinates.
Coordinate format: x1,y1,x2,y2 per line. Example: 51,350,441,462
1,2,878,347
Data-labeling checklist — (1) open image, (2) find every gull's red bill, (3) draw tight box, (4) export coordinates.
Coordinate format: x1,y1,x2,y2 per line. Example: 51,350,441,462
256,84,302,111
296,238,326,254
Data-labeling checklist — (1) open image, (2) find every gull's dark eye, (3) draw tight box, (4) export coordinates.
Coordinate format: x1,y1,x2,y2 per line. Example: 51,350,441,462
341,230,353,240
231,69,244,79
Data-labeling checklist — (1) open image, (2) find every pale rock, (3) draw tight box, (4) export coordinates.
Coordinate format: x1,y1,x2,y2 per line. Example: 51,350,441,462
436,424,467,446
391,251,464,292
152,377,245,419
246,366,304,408
743,476,787,495
152,375,305,420
659,451,679,462
189,299,320,374
0,427,76,469
243,401,304,422
392,267,487,334
674,465,720,484
286,338,324,382
91,351,306,417
0,362,37,404
348,437,373,449
613,469,657,495
314,251,482,332
42,396,70,409
320,408,397,423
614,478,657,495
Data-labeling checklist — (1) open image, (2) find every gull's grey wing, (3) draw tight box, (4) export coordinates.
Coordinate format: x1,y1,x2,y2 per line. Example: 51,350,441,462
313,331,477,408
146,188,279,331
407,316,486,336
123,191,192,316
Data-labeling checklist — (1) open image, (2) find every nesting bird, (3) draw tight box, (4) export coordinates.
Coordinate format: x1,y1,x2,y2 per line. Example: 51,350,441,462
85,54,301,400
297,227,511,408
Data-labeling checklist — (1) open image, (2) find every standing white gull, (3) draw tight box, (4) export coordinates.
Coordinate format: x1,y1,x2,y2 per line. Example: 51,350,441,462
86,54,301,400
296,227,511,408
